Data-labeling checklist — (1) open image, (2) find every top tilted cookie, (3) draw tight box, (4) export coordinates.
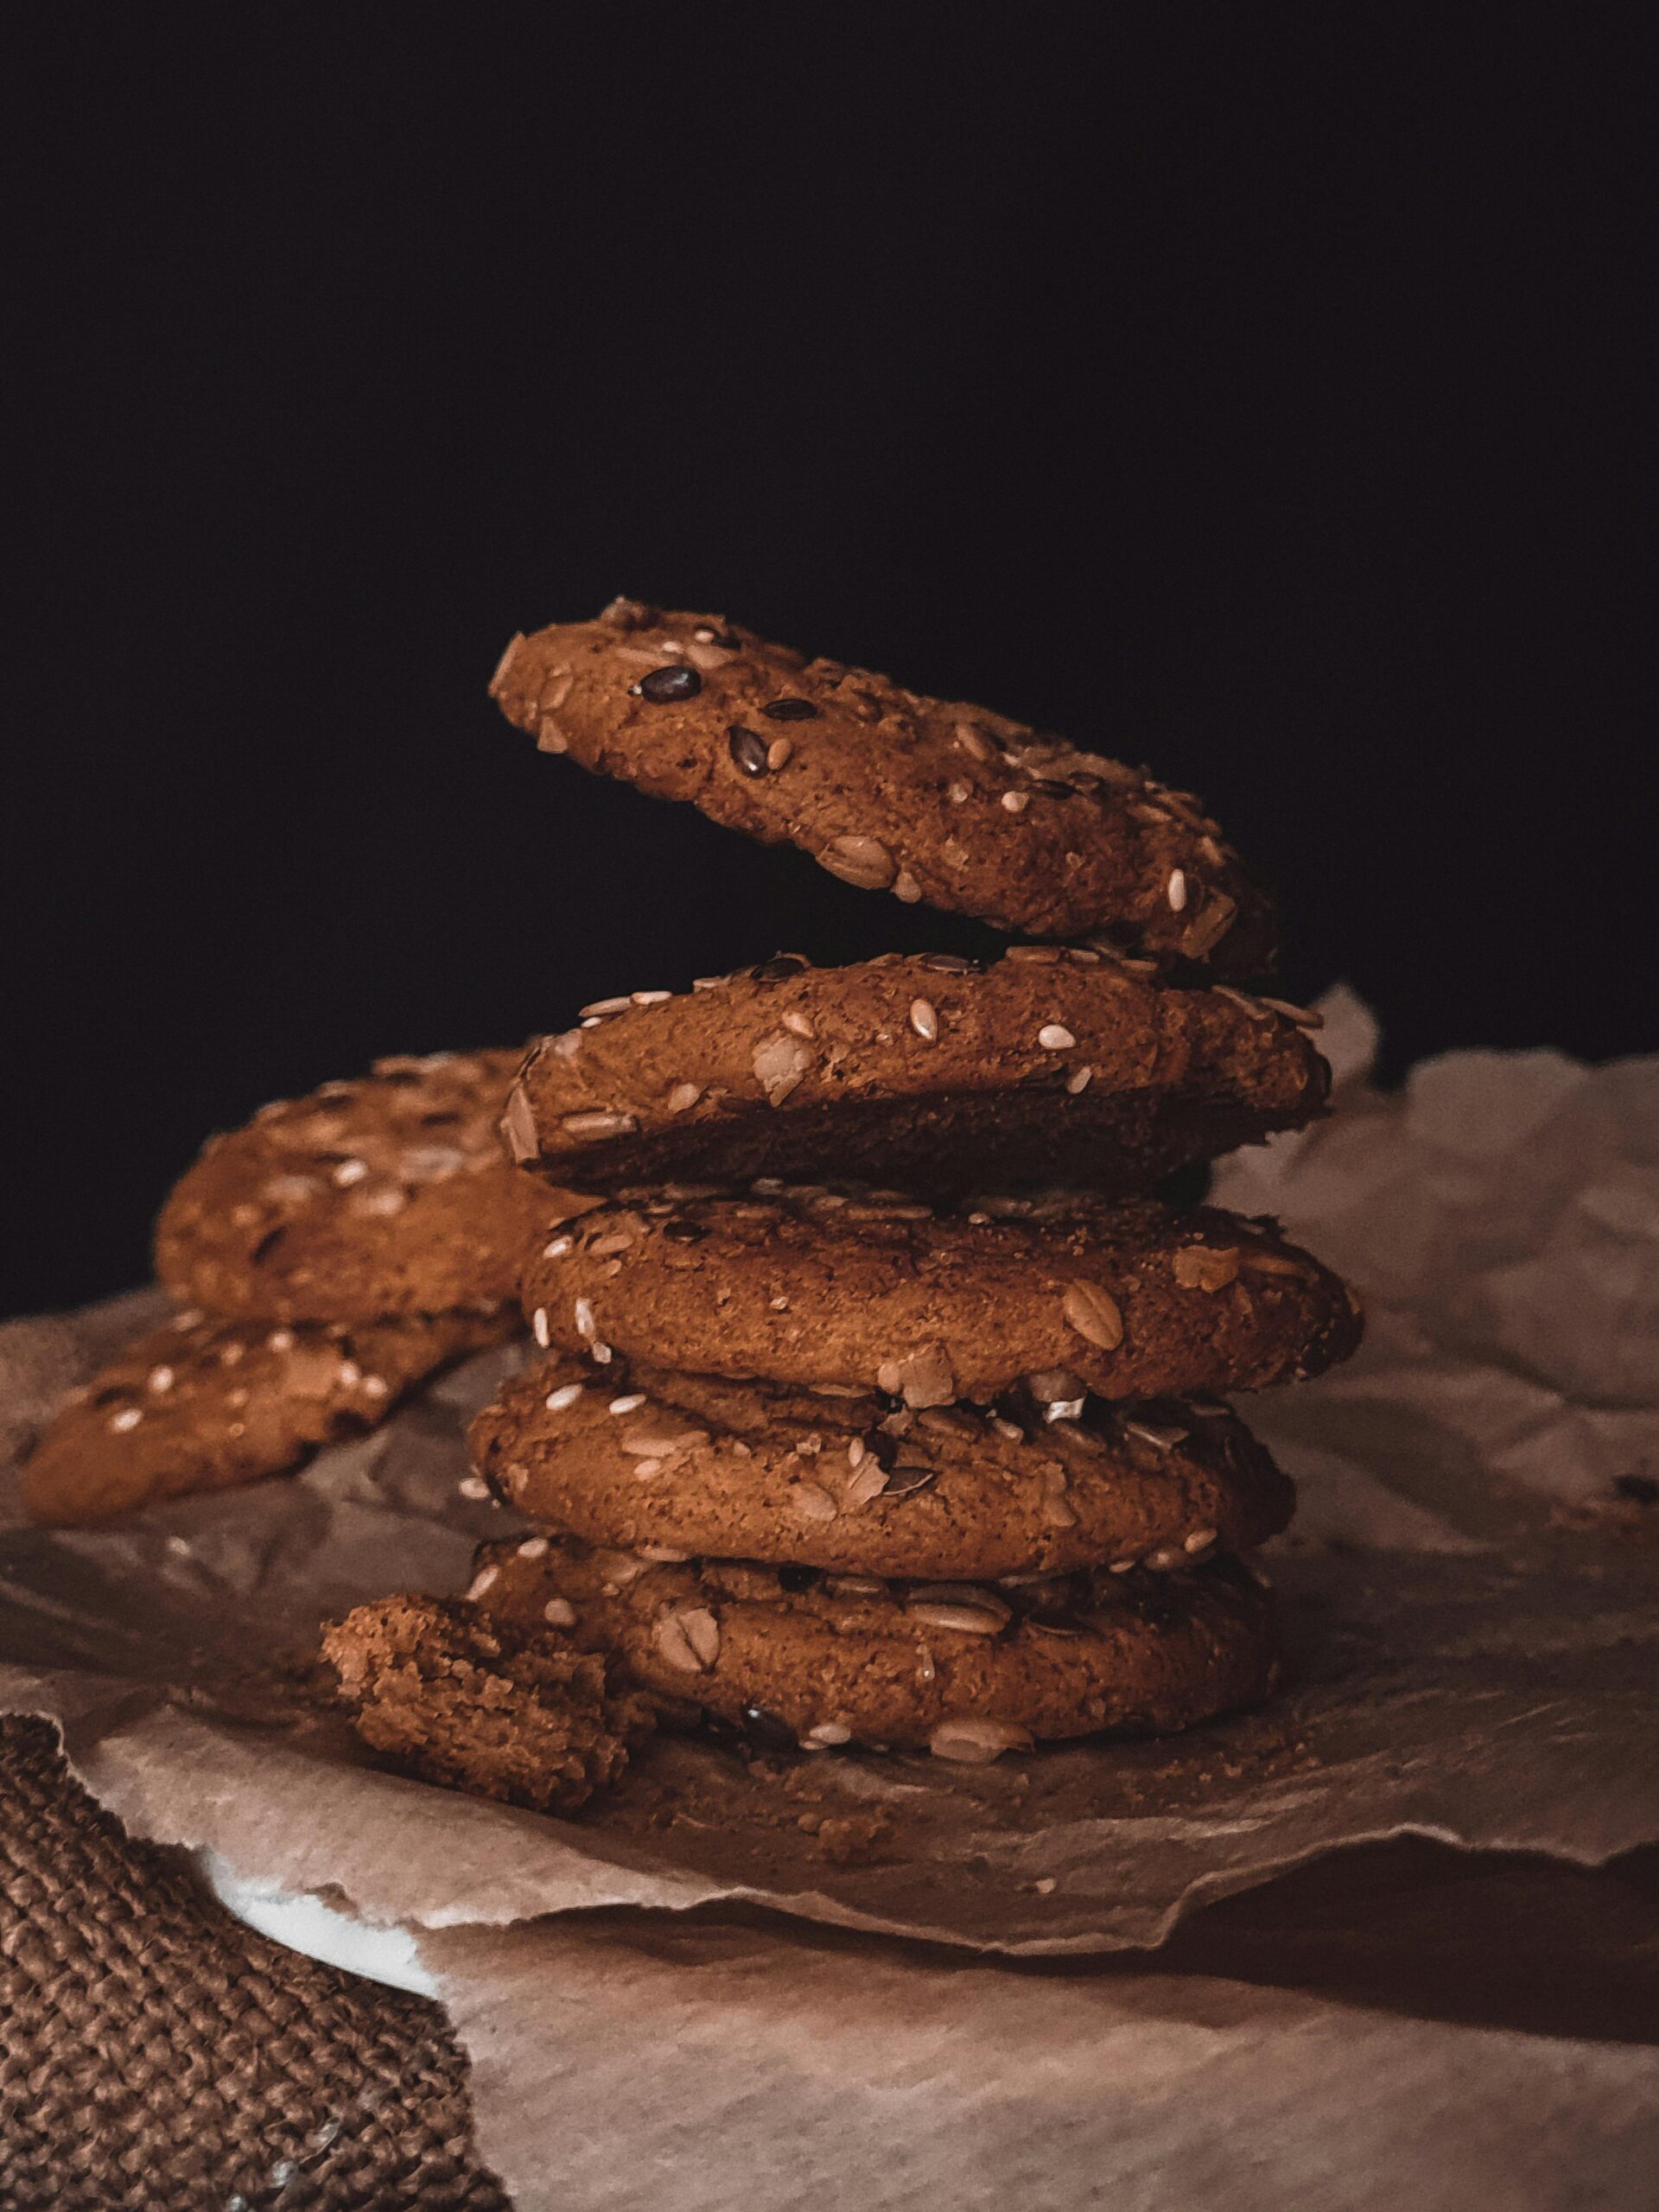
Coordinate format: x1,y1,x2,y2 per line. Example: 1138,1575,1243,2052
489,599,1274,965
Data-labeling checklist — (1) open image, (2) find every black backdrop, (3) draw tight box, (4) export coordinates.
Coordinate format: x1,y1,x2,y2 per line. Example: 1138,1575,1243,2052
3,9,1645,1319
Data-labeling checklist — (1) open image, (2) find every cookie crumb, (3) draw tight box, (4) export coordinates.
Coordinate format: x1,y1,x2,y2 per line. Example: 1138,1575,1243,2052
322,1593,652,1813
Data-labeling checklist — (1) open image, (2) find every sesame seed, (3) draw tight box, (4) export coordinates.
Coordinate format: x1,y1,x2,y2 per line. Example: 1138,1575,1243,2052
543,1234,574,1258
954,724,994,761
361,1375,389,1399
545,1382,584,1411
948,781,971,804
574,1298,596,1339
893,869,923,902
580,995,633,1018
543,1598,578,1626
337,1360,362,1386
766,737,795,771
467,1566,499,1598
908,998,940,1042
1038,1023,1077,1051
632,988,671,1005
532,1307,551,1347
458,1475,492,1500
666,1082,702,1113
1184,1527,1218,1554
804,1721,852,1746
782,1010,817,1039
108,1407,143,1433
332,1158,369,1187
608,1392,646,1414
147,1365,175,1394
1001,790,1030,813
1166,869,1188,912
1065,1064,1094,1094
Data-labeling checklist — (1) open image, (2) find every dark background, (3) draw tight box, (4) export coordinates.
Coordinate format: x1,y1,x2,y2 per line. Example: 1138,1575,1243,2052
3,9,1645,1319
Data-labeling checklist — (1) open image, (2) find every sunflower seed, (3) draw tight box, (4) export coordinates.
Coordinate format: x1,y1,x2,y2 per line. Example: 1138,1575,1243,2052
909,998,940,1042
929,1718,1033,1764
1062,1281,1124,1350
1184,1526,1218,1554
1065,1064,1094,1094
545,1382,585,1412
817,834,896,890
666,1082,702,1113
727,724,770,776
1166,869,1188,912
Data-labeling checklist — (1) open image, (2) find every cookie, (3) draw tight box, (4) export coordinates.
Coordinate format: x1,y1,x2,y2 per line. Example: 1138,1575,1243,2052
470,1352,1294,1580
521,1189,1362,1406
467,1535,1279,1756
504,950,1328,1198
323,1592,653,1813
488,599,1274,966
156,1049,589,1324
22,1306,512,1526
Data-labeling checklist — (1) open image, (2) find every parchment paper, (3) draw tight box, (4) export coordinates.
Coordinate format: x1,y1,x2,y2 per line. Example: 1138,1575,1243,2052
3,992,1657,2204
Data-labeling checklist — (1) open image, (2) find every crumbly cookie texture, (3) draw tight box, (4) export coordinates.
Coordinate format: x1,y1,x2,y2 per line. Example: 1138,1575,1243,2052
505,950,1328,1197
323,1592,654,1813
467,1535,1280,1757
470,1351,1294,1581
489,600,1275,966
520,1188,1363,1406
22,1306,513,1526
156,1048,588,1324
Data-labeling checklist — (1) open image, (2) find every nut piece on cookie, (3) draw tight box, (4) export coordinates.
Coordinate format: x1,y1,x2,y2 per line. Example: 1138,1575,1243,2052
489,602,1275,966
22,1306,514,1527
322,1592,653,1813
155,1047,590,1324
505,951,1330,1197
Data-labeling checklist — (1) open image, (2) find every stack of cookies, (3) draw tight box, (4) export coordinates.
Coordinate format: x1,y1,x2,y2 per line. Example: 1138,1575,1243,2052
394,600,1363,1771
23,1052,580,1525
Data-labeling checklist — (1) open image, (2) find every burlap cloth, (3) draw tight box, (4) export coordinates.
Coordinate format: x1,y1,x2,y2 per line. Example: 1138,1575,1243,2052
0,1714,507,2211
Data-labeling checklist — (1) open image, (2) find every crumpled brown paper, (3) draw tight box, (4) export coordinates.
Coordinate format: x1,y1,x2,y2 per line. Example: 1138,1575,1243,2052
3,995,1658,2204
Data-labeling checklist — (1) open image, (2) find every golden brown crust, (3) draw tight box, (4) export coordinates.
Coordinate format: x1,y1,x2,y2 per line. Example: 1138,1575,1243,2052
471,1351,1294,1580
505,950,1328,1196
155,1049,588,1324
521,1189,1362,1405
323,1592,653,1812
469,1535,1280,1754
22,1306,513,1525
489,601,1275,965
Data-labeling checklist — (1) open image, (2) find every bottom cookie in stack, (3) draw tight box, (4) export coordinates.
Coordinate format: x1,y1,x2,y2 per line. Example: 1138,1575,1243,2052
463,1533,1279,1762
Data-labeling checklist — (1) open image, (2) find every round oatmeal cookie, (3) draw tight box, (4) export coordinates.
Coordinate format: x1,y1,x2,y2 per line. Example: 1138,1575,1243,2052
156,1049,589,1324
504,950,1328,1197
521,1188,1362,1406
488,599,1274,966
469,1351,1294,1580
22,1306,513,1526
323,1592,653,1814
467,1535,1279,1756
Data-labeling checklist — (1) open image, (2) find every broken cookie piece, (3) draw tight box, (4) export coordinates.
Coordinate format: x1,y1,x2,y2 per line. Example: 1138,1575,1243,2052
322,1592,653,1813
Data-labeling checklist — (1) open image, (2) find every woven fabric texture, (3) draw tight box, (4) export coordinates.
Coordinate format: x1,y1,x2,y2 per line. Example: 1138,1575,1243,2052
0,1716,509,2212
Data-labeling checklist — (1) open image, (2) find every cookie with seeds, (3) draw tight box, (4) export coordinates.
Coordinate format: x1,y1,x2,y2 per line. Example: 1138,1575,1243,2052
323,1592,654,1813
156,1049,589,1325
22,1306,513,1526
522,1189,1362,1407
470,1351,1294,1581
505,950,1327,1197
489,599,1274,966
467,1534,1279,1757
